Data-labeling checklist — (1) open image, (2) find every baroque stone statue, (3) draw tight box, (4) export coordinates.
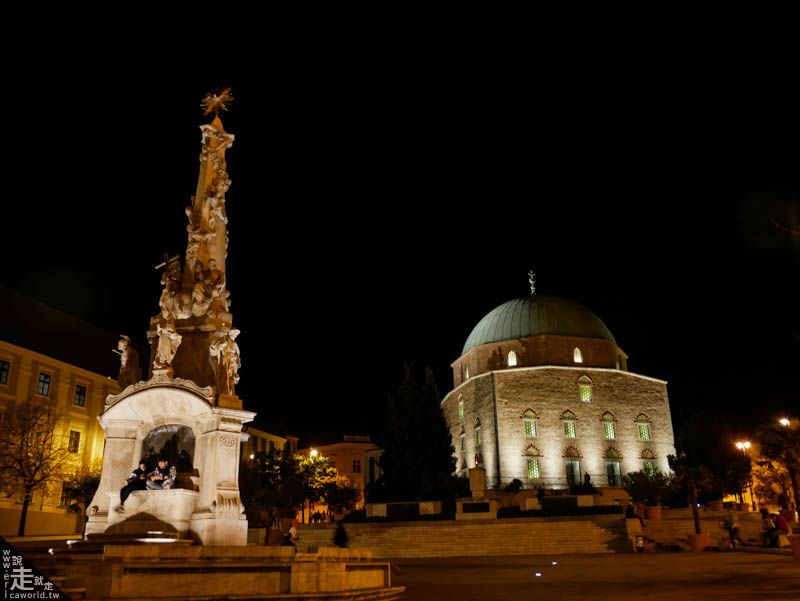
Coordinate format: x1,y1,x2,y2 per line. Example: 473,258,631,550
209,328,240,396
153,319,183,376
115,335,140,389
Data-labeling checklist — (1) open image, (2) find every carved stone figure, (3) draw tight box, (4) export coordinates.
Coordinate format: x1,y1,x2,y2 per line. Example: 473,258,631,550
115,335,140,389
158,255,189,320
153,319,183,375
209,328,240,396
192,259,227,317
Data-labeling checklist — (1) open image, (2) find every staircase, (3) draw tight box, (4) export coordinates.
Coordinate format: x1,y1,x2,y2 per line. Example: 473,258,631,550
299,517,628,558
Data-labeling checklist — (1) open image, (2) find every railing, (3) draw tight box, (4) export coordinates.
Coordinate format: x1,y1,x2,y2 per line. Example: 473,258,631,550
485,474,623,490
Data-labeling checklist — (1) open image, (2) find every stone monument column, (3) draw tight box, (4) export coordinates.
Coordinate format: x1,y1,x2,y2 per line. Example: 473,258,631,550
86,420,141,536
191,407,255,545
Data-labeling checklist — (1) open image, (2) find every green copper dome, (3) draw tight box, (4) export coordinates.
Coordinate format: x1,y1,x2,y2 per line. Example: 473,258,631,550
462,295,616,356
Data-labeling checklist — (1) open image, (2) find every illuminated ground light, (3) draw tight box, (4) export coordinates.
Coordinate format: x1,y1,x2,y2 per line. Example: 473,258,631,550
552,561,558,566
535,572,542,577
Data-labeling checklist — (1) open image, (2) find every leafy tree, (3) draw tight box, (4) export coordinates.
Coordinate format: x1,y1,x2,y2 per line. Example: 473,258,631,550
374,363,457,502
622,470,671,505
669,453,716,535
0,400,69,535
325,476,361,514
756,417,799,512
61,460,102,536
239,450,306,529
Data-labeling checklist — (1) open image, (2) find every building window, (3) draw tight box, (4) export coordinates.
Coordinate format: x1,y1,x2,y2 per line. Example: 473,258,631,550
68,430,81,454
458,398,464,419
527,458,540,479
562,411,577,438
507,351,518,367
36,372,51,396
565,460,581,487
59,482,70,508
459,432,466,452
601,412,616,439
643,461,656,477
636,415,652,441
573,347,583,363
465,366,470,380
577,376,592,403
523,412,537,438
74,384,87,407
475,419,482,446
353,459,361,473
0,359,9,385
606,461,622,486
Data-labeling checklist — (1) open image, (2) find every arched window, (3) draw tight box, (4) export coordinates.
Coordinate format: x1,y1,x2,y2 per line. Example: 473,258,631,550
521,409,538,438
601,412,616,440
475,418,482,446
458,395,465,419
573,347,583,363
604,446,622,459
465,365,470,380
523,444,542,456
507,350,518,367
577,376,592,403
640,447,657,476
561,410,577,438
459,427,466,452
635,414,652,441
562,445,582,458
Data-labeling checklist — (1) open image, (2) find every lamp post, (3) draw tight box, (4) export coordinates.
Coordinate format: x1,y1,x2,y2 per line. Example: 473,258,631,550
735,441,757,512
779,417,790,427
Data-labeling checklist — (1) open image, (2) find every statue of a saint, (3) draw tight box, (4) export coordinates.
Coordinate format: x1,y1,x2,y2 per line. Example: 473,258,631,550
209,328,240,396
192,258,227,317
115,335,140,389
153,319,183,376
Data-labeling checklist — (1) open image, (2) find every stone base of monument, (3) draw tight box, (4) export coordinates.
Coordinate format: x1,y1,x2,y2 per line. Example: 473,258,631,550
84,545,405,600
455,498,499,521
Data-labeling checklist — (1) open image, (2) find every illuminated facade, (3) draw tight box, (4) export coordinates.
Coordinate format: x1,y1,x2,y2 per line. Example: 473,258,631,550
442,293,675,489
0,287,120,535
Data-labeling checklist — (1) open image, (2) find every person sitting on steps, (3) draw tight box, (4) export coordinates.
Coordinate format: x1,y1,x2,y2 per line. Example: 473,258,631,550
146,458,177,490
116,460,149,513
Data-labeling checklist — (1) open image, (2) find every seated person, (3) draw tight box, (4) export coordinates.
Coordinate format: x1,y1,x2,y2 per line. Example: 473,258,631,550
764,513,790,547
146,458,177,490
117,460,149,513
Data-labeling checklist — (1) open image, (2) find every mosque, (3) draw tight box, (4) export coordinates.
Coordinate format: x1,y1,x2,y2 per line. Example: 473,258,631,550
442,276,675,489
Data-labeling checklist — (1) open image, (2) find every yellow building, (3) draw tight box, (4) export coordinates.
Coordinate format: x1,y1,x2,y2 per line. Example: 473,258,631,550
242,425,298,460
0,287,121,535
297,436,383,509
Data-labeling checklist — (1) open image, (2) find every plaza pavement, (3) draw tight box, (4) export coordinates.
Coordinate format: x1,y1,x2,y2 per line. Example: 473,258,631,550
392,551,799,601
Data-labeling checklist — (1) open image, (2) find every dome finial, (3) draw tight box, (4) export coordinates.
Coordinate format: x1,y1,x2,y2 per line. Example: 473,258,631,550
528,269,536,295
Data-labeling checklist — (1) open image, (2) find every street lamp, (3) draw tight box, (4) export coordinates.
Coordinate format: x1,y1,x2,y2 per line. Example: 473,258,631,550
734,440,756,511
310,449,319,459
779,417,790,427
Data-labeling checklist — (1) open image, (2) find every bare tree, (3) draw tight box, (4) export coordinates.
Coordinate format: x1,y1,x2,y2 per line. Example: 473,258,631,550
0,400,69,535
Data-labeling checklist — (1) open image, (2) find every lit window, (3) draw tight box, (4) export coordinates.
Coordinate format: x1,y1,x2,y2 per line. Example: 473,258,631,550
460,432,466,452
507,351,518,367
353,459,361,473
527,458,540,479
465,366,470,380
524,418,537,438
643,461,656,477
68,430,81,454
601,413,616,439
636,415,652,441
0,359,9,385
573,348,583,363
36,372,51,396
74,384,87,407
562,411,577,438
475,423,482,446
458,398,464,419
577,376,592,403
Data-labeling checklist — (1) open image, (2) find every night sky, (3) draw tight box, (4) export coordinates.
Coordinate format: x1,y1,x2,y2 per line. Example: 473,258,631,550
3,63,798,445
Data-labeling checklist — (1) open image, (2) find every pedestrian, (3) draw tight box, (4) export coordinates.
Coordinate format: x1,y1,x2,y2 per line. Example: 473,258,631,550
116,460,148,513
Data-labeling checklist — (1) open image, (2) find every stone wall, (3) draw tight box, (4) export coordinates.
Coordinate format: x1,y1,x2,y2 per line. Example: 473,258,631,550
443,366,675,484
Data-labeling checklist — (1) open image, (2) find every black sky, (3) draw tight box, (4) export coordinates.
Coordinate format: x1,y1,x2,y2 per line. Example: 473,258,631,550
3,55,798,445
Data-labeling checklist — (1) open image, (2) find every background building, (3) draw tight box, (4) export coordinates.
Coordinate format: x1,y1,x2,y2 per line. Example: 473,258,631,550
0,286,121,535
297,435,382,508
442,290,676,489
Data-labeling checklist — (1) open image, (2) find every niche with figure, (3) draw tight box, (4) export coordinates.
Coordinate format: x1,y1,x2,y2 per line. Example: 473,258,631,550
141,424,195,478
